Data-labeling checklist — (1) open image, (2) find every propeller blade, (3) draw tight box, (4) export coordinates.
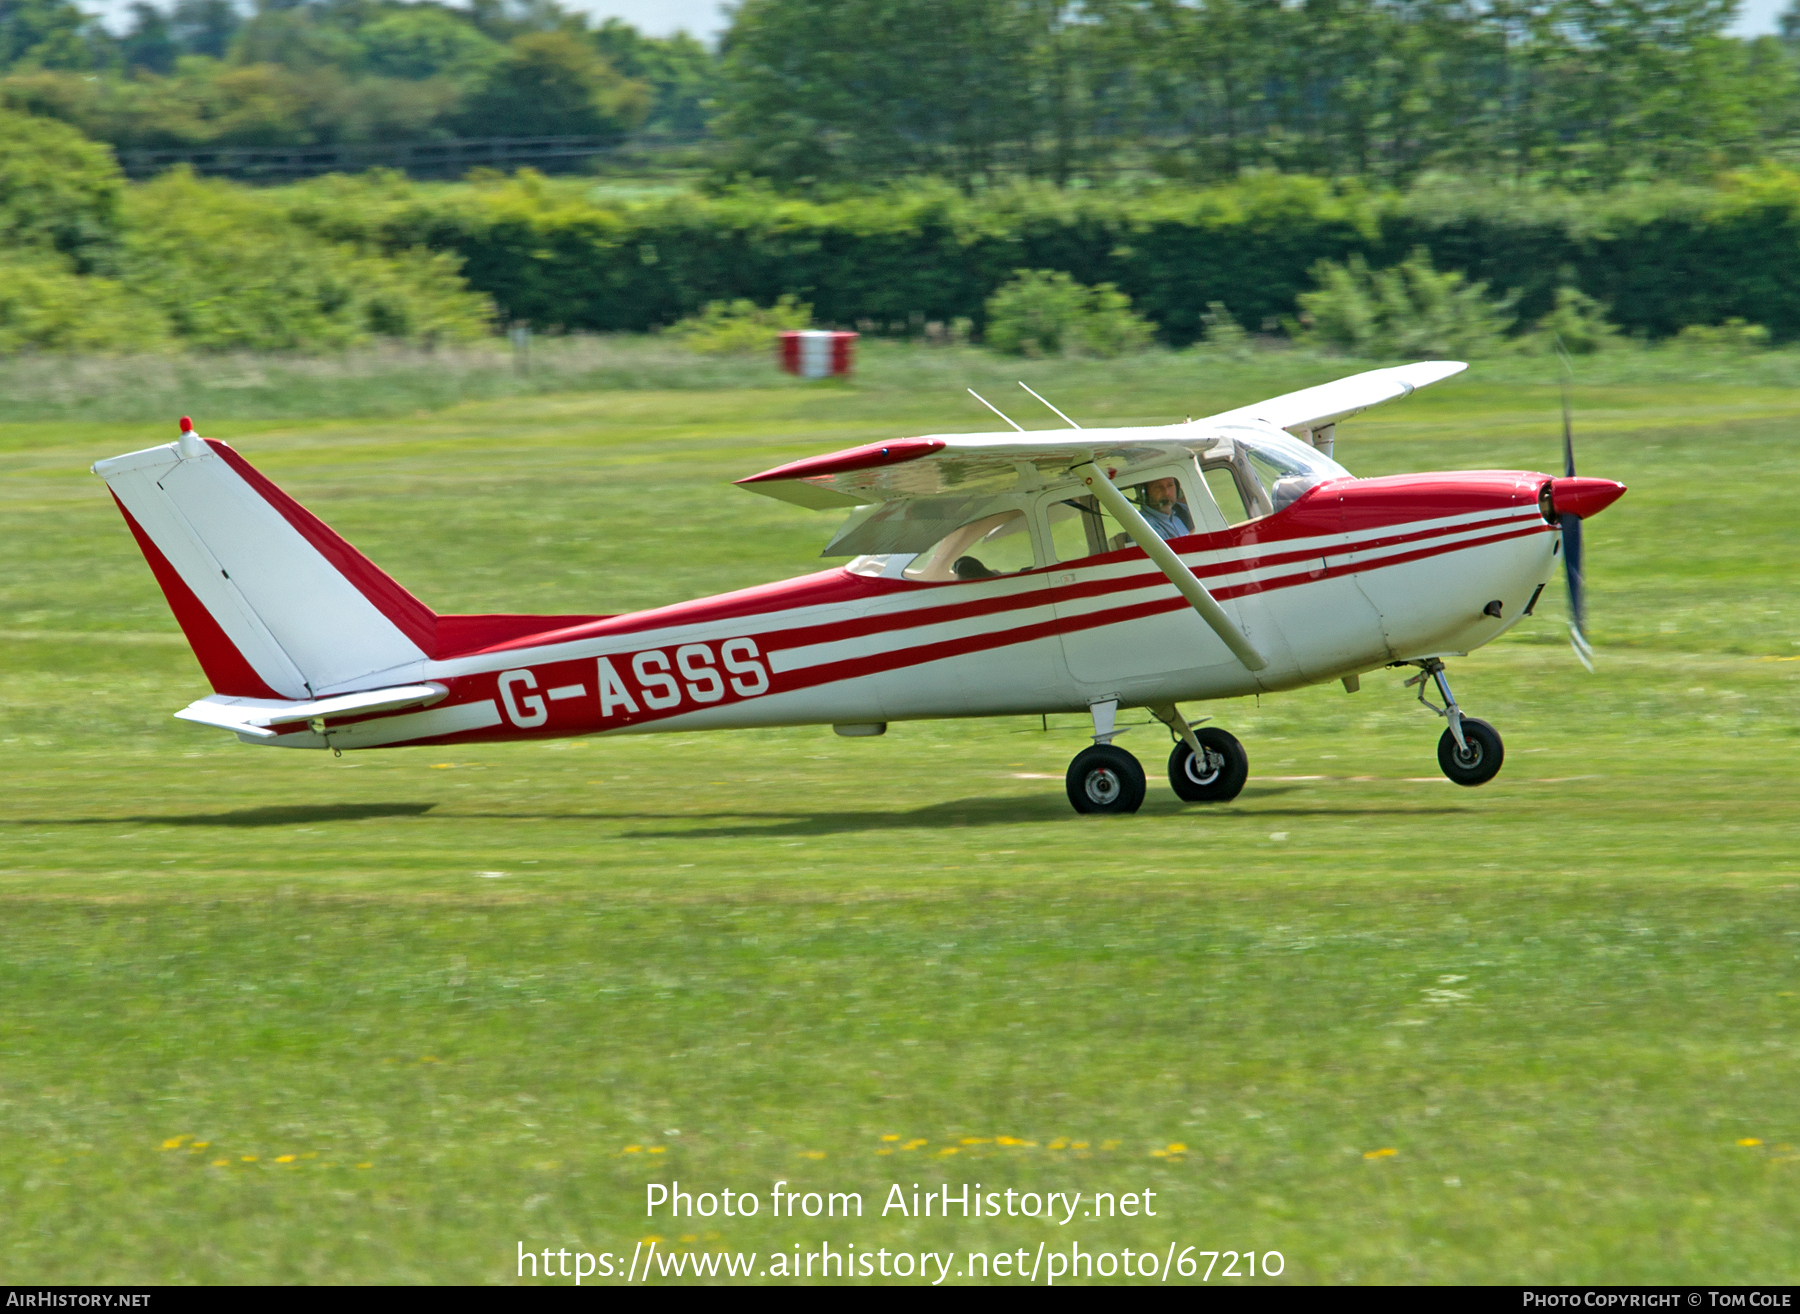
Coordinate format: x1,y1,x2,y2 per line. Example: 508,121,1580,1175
1561,512,1593,672
1554,341,1590,668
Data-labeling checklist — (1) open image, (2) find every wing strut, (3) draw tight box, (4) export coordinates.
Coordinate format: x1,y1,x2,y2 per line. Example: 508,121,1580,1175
1072,462,1267,672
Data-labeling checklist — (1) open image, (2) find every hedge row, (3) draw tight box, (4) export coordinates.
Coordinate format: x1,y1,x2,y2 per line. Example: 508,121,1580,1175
289,171,1800,344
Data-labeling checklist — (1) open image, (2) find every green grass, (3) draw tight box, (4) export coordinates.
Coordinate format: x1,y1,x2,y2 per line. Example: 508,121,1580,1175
3,344,1798,1283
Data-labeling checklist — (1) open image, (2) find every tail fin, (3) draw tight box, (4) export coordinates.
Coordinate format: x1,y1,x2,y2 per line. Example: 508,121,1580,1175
95,422,435,700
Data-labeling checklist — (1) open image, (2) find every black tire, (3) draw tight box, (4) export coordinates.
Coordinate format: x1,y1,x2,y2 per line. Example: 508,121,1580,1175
1167,728,1250,803
1437,717,1504,787
1066,744,1147,815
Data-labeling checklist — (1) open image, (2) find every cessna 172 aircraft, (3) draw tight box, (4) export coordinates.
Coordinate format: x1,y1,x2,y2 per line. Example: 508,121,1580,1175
92,361,1624,814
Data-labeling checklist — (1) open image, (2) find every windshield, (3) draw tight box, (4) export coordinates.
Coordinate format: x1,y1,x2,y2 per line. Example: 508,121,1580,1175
1202,426,1348,517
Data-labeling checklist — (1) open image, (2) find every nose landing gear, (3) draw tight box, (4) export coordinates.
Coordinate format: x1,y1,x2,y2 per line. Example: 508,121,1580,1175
1404,659,1505,786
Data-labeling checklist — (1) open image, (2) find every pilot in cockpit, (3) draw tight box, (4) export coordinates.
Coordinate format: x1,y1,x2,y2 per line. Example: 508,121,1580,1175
1137,477,1194,541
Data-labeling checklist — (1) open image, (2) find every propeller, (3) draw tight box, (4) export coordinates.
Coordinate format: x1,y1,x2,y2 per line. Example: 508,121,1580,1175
1556,348,1594,672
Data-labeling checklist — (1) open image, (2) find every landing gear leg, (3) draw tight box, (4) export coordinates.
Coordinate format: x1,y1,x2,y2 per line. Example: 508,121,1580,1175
1065,699,1146,814
1151,703,1248,803
1404,659,1504,787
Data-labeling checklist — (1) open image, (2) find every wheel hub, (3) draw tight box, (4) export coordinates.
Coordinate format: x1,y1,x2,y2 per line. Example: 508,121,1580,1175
1084,767,1122,804
1184,747,1223,785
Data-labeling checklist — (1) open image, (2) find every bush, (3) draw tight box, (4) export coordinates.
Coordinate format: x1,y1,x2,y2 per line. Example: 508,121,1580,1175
667,295,810,354
1674,318,1771,351
0,108,122,267
0,255,170,354
1519,287,1621,355
116,169,493,352
1296,249,1516,359
984,270,1153,357
1198,300,1251,353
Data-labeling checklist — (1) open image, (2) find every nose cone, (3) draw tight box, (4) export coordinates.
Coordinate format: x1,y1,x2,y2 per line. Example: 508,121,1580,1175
1547,477,1626,520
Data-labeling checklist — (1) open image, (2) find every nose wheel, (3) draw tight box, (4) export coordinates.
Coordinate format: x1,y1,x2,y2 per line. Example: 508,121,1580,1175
1405,659,1505,787
1167,728,1248,803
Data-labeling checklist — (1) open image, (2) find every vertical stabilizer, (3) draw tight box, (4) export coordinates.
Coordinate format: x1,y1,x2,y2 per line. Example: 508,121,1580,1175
94,425,432,698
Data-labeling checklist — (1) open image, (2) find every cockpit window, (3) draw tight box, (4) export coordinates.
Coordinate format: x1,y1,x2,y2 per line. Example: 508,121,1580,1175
1200,428,1347,521
903,510,1037,581
1048,474,1197,563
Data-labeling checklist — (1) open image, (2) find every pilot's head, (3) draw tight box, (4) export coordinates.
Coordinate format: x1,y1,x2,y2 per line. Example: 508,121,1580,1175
1141,477,1180,515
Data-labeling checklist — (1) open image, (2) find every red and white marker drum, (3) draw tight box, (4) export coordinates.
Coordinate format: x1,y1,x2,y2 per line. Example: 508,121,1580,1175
779,330,857,378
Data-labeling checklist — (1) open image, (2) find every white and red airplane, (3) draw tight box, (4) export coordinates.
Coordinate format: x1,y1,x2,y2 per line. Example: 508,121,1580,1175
92,362,1624,814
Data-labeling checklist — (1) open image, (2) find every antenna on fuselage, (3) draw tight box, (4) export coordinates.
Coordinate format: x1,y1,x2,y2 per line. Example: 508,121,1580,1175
966,388,1024,432
1017,381,1081,429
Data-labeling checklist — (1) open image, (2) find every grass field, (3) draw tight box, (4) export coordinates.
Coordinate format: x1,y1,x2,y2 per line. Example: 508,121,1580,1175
2,343,1797,1284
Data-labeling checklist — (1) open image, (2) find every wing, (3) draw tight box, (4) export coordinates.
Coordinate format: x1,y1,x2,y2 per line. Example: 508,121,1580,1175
735,429,1201,508
1199,361,1467,436
734,361,1466,509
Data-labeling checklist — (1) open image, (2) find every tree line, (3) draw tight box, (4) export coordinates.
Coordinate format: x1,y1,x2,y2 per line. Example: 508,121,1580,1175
4,0,1800,186
0,0,709,150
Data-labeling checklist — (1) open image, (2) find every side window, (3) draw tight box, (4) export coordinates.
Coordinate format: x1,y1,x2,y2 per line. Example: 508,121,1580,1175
1046,498,1103,563
1203,463,1253,525
904,510,1037,581
1048,474,1199,564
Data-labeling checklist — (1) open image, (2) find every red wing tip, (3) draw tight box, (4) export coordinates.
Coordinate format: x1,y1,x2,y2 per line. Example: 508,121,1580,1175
738,438,946,485
179,416,194,434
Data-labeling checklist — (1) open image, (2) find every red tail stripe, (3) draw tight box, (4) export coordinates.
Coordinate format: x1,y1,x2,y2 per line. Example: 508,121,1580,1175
113,494,285,700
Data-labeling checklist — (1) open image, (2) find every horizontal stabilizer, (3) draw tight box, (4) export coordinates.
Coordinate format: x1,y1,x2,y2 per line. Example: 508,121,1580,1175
175,683,448,736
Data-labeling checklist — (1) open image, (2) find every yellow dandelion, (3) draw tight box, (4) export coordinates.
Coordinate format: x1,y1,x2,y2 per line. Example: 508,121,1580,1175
880,1134,900,1142
355,1162,372,1169
1167,1142,1187,1153
1049,1139,1069,1150
995,1136,1026,1146
240,1155,258,1163
430,764,454,769
875,1148,893,1156
641,1235,663,1245
937,1146,959,1156
211,1158,229,1167
191,1141,209,1149
275,1154,297,1164
1150,1149,1169,1158
1071,1141,1089,1149
161,1136,186,1150
960,1137,990,1146
800,1150,825,1160
680,1234,698,1244
903,1139,927,1150
1364,1147,1398,1159
1738,1138,1763,1147
623,1145,643,1153
647,1146,667,1155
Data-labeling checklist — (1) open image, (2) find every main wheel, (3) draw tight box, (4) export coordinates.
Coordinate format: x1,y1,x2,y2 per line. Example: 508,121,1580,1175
1168,728,1249,803
1066,744,1147,815
1437,717,1504,786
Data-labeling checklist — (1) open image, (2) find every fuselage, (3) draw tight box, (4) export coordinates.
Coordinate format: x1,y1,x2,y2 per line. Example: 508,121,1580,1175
267,469,1561,752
